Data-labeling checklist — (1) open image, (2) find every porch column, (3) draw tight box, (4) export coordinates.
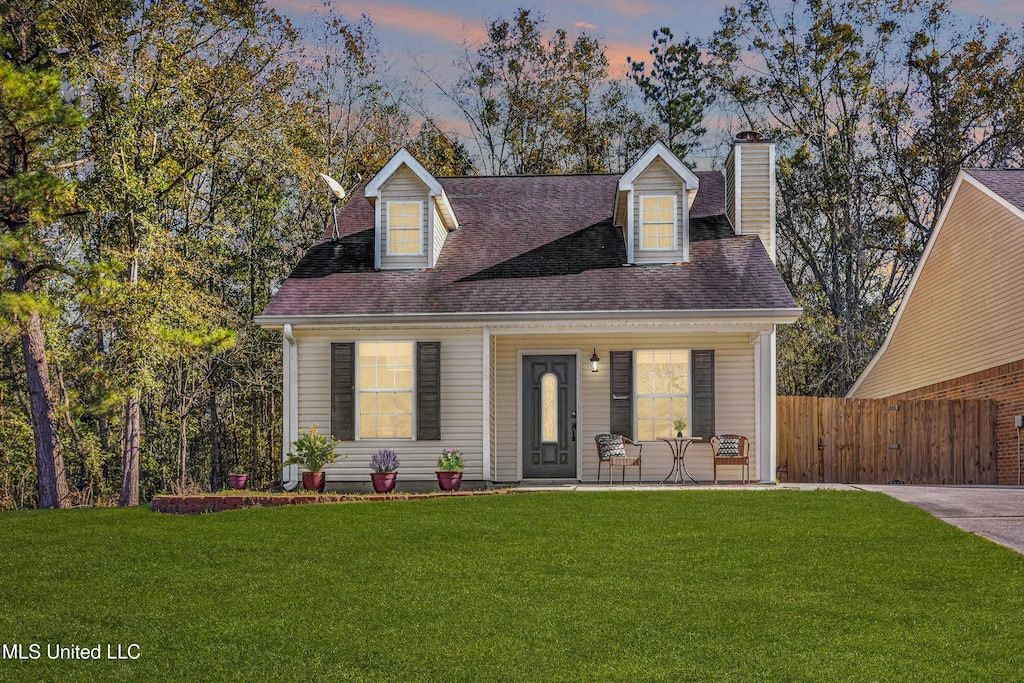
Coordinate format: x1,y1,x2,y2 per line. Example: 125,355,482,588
482,327,491,482
752,327,777,483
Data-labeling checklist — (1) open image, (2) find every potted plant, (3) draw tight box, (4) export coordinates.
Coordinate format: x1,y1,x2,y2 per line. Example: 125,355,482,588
284,426,341,493
369,449,399,493
228,472,249,490
436,447,465,491
673,418,688,438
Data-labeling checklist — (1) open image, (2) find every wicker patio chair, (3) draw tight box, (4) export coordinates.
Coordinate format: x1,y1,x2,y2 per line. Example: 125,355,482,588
711,434,750,484
595,433,642,484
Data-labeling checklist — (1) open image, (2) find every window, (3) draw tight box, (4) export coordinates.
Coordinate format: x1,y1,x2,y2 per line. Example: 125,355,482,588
635,349,689,441
358,342,414,439
541,372,557,442
640,195,676,250
386,201,422,255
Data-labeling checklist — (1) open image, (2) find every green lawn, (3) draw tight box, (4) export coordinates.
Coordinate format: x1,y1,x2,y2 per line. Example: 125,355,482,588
1,491,1023,682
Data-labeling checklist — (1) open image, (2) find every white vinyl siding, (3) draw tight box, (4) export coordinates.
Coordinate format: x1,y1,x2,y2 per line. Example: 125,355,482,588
493,331,756,483
294,328,484,481
851,180,1024,398
738,144,773,257
379,166,430,269
431,202,447,267
632,158,686,264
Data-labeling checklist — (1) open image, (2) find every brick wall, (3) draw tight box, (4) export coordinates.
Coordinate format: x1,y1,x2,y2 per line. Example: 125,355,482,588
889,359,1024,485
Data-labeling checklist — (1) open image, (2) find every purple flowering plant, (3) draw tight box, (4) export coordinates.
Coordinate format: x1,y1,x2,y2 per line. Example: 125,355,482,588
437,447,465,472
370,448,399,473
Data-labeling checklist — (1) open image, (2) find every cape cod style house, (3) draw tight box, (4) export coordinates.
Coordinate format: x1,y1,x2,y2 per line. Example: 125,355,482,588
847,169,1024,484
256,135,800,487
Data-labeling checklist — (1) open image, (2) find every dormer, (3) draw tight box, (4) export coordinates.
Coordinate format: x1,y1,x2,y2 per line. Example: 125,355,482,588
613,142,700,265
364,148,459,270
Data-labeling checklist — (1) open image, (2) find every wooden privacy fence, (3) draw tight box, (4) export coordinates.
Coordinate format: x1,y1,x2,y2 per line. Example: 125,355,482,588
777,397,998,485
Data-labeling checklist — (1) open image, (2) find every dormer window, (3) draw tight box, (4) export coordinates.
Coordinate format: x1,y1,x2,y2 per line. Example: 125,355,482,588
386,201,423,256
613,142,698,265
640,196,676,250
365,149,459,270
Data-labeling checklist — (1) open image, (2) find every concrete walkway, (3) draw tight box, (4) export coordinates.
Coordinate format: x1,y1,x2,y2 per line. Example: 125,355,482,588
859,485,1024,555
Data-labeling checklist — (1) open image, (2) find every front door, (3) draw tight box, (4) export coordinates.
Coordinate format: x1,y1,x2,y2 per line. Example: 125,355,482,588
522,355,577,478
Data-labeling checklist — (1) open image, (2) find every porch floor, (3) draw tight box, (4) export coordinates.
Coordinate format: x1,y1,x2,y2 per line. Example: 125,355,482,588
496,481,858,492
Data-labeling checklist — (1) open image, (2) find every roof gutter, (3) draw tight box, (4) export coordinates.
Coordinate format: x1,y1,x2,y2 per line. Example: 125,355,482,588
255,307,803,328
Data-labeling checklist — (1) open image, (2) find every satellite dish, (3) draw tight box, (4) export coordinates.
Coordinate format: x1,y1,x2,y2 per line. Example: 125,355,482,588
318,172,347,201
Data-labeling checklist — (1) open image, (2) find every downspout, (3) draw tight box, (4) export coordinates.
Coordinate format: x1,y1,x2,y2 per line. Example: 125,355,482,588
281,324,299,491
1017,421,1021,487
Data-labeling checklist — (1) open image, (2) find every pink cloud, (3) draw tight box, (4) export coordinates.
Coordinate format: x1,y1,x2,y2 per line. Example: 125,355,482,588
605,39,651,76
575,20,599,30
330,1,487,46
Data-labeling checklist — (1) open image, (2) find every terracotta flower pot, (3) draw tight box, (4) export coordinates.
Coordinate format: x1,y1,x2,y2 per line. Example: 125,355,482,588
370,471,397,493
228,473,248,490
436,471,463,491
302,471,325,493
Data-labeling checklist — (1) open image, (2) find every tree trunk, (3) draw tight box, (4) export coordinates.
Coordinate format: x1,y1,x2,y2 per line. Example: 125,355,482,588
119,390,141,506
119,214,141,506
20,306,70,509
250,390,258,485
208,390,221,491
178,409,188,494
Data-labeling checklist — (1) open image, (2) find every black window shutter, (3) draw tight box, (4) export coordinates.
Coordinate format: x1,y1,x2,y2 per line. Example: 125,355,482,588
331,343,355,441
416,341,441,440
609,351,633,440
691,350,715,441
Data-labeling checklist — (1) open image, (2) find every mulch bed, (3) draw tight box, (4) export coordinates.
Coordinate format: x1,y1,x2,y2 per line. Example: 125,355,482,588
151,488,518,514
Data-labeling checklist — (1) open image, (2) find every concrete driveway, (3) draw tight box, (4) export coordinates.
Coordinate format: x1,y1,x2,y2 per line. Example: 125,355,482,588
859,485,1024,555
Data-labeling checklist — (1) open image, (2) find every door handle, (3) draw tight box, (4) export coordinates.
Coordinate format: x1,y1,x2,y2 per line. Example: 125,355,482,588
572,422,577,441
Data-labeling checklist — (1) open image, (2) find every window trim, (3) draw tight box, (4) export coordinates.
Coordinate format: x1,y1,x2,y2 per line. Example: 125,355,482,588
385,200,424,257
638,194,678,252
633,348,692,442
355,340,417,441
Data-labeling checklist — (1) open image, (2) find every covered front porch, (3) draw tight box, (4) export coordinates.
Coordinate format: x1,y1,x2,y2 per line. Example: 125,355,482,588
483,323,778,485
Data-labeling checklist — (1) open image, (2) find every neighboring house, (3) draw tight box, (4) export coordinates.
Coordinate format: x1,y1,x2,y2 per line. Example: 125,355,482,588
255,136,800,487
848,169,1024,485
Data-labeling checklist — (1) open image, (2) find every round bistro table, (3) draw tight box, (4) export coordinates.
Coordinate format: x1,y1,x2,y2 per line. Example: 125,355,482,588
659,436,702,484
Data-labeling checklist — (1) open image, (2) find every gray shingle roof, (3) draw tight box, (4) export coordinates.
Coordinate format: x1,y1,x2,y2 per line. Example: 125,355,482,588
260,171,797,319
965,169,1024,214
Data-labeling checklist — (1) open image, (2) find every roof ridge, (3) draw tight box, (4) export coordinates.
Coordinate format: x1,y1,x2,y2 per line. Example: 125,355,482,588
436,172,622,180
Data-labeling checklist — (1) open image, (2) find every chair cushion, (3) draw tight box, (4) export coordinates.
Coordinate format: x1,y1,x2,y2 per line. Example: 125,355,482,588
716,437,741,457
596,434,626,460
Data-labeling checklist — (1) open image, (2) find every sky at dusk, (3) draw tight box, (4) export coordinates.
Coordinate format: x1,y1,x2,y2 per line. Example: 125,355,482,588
266,0,1023,162
268,0,1023,77
270,0,731,81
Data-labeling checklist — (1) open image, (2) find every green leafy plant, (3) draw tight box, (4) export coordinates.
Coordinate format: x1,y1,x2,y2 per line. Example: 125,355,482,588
437,447,465,472
673,418,688,434
284,426,341,473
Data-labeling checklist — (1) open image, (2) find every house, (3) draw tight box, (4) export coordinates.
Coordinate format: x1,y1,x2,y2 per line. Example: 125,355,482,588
847,169,1024,485
255,135,800,487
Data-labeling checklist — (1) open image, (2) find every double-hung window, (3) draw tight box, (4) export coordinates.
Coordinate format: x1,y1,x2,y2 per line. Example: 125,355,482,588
635,349,689,441
640,195,676,250
386,201,422,255
358,342,414,439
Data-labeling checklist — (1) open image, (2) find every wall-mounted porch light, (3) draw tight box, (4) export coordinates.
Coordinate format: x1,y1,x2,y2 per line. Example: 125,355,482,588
590,348,600,373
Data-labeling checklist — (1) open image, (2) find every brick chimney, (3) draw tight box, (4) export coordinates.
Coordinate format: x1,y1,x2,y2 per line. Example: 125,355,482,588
725,131,776,262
